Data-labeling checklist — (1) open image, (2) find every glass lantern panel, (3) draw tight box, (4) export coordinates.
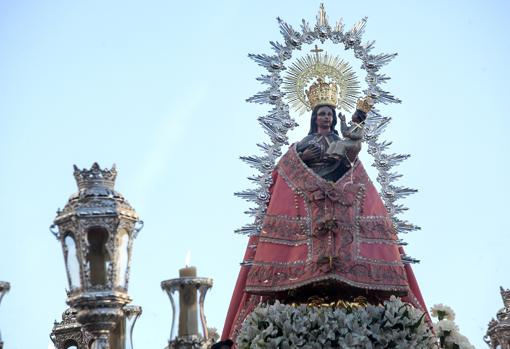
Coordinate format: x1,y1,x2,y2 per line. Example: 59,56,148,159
116,230,129,288
124,306,142,349
87,227,110,286
89,338,107,349
169,289,180,341
164,285,209,342
64,235,81,289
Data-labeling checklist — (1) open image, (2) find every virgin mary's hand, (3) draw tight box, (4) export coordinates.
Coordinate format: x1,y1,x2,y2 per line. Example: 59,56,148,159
301,146,321,162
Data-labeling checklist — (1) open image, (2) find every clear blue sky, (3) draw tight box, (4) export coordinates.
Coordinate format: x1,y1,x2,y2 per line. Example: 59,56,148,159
1,1,509,348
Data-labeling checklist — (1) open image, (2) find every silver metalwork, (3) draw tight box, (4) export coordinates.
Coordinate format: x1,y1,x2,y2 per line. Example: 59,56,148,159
50,308,94,349
51,163,141,349
235,4,419,261
161,277,214,349
485,287,510,348
0,281,10,349
400,254,420,264
50,305,141,349
123,305,142,349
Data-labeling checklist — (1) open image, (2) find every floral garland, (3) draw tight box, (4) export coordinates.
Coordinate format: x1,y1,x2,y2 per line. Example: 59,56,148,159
237,296,437,348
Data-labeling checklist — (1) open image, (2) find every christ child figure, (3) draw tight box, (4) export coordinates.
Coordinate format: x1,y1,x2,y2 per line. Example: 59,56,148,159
326,97,373,165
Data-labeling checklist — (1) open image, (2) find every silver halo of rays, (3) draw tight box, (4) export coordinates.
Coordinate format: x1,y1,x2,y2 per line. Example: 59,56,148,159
283,52,360,115
235,3,420,264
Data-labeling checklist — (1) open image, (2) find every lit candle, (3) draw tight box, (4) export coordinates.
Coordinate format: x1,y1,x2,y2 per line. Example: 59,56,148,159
178,252,198,337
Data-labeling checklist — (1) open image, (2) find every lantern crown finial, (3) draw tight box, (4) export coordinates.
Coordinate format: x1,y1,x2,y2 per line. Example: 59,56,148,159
73,162,117,190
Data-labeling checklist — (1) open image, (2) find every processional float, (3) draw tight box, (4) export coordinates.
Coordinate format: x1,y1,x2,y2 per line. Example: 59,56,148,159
0,4,488,349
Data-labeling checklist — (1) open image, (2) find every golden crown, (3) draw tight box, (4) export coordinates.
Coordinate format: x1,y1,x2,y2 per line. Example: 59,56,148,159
283,51,360,114
305,78,338,109
356,96,374,113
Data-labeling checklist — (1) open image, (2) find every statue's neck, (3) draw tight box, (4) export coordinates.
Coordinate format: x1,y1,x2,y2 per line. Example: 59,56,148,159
317,127,331,136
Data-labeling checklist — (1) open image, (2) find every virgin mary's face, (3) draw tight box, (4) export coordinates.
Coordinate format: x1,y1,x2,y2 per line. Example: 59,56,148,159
316,106,334,129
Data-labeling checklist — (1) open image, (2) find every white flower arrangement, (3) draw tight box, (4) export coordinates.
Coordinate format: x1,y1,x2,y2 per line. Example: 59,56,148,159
431,304,456,321
430,304,474,349
434,320,458,333
236,296,437,349
444,332,475,349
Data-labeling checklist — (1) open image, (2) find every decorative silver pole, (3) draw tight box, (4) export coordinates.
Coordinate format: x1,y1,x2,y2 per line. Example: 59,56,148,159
51,163,143,349
161,270,213,349
0,281,10,349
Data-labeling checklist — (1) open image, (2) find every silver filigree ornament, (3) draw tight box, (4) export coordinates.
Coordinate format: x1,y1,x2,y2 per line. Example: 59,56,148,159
235,4,420,262
50,307,94,349
485,287,510,348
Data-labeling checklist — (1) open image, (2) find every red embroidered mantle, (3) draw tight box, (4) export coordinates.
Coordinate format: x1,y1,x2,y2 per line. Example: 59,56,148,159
222,145,428,341
245,145,408,293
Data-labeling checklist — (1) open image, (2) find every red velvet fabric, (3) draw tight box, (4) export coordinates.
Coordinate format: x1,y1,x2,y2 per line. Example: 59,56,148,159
222,145,428,341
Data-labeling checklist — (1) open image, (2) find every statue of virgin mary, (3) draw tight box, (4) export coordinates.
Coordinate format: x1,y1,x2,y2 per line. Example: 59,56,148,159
221,13,428,341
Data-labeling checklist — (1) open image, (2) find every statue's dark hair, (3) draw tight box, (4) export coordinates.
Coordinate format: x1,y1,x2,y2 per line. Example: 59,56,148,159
308,104,338,135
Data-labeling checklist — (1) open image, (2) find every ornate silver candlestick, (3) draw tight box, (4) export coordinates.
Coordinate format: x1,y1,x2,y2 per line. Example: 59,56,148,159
161,272,213,349
0,281,10,349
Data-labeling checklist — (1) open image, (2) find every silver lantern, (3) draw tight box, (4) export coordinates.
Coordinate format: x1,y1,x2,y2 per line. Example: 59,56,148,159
51,163,143,349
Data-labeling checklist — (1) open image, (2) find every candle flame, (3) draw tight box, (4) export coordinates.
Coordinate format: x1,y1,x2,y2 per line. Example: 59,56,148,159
185,250,191,267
